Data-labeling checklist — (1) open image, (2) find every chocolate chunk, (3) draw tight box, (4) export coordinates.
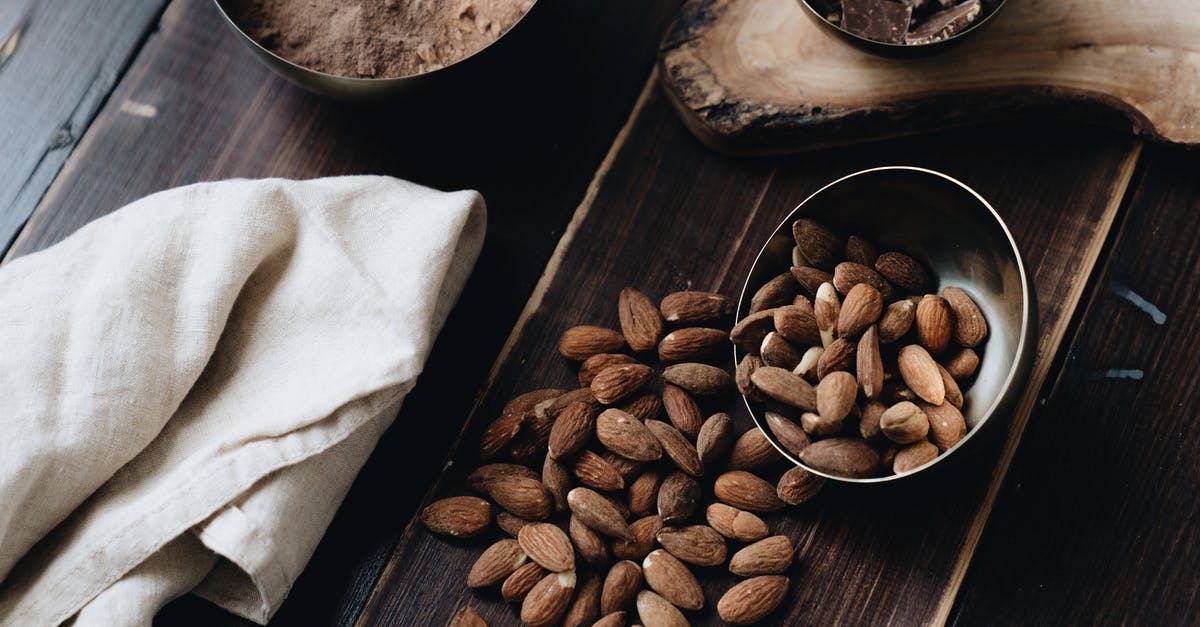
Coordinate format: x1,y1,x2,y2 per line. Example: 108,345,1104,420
842,0,913,44
904,0,981,44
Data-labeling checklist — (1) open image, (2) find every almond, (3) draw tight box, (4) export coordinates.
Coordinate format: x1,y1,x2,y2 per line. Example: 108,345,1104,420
706,503,770,542
773,304,820,346
619,287,664,352
421,496,491,538
504,388,570,416
799,438,881,478
878,298,916,343
793,345,823,379
497,512,533,537
569,514,611,568
519,523,576,572
511,412,554,463
548,401,599,459
542,456,572,514
612,515,662,561
547,387,600,416
657,524,728,567
617,391,663,422
479,412,526,460
942,286,988,347
592,611,627,627
816,337,856,379
602,451,643,482
875,251,932,293
750,366,817,411
645,420,704,477
916,295,953,354
501,561,546,602
857,325,884,399
627,469,665,517
859,400,886,441
601,560,643,615
817,371,857,423
579,353,638,386
714,471,785,512
661,383,704,438
777,465,826,505
833,261,894,301
791,265,833,295
728,428,784,470
729,309,776,354
923,401,967,451
592,363,654,404
879,401,930,444
750,271,799,314
800,411,841,437
939,363,964,409
697,412,736,464
642,549,705,610
765,411,811,457
572,450,626,491
729,536,794,576
717,575,789,625
449,606,487,627
657,327,727,363
760,331,803,370
520,570,577,627
837,282,883,338
467,463,541,493
894,440,939,473
562,575,602,627
597,409,663,461
662,362,733,396
636,590,688,627
845,234,878,266
898,344,946,405
880,445,898,469
657,470,701,524
814,282,840,348
792,218,842,269
559,326,626,361
467,539,529,588
486,476,553,521
568,487,631,540
944,347,980,379
660,290,734,324
736,354,765,400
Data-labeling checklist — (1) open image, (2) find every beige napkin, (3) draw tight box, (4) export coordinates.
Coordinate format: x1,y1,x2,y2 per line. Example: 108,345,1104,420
0,176,486,625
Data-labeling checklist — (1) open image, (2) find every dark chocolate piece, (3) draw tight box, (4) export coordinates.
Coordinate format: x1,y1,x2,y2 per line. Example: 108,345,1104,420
904,0,981,44
842,0,913,44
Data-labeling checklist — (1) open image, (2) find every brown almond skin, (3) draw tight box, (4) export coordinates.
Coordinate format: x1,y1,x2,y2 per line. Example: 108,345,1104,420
718,575,790,625
573,450,626,491
875,251,932,293
597,409,663,462
504,388,570,416
859,400,887,442
942,286,988,347
799,438,882,478
559,326,626,361
660,290,734,324
479,412,526,460
894,440,940,473
728,428,785,470
662,362,733,396
617,391,663,422
878,299,916,343
857,325,884,399
751,271,799,314
643,549,705,611
714,471,786,512
497,512,533,537
765,412,811,457
521,570,577,627
729,309,777,354
833,262,894,301
916,295,953,354
735,354,765,401
800,411,841,437
603,451,644,483
706,503,770,542
656,524,728,567
510,412,554,463
569,514,611,569
657,471,701,524
760,331,803,370
502,562,547,602
898,344,946,405
944,347,980,379
592,363,655,405
541,456,572,514
467,539,529,588
619,287,664,352
697,412,736,464
567,487,632,540
791,265,834,295
547,387,600,417
468,463,541,493
838,282,884,338
657,327,728,363
645,420,704,477
636,590,689,627
923,401,967,451
845,234,878,266
729,536,794,576
601,560,643,615
816,337,856,379
939,363,964,409
562,574,602,627
611,515,663,561
579,353,638,387
773,304,821,346
793,218,842,269
548,401,599,460
816,371,857,424
421,496,492,538
777,465,826,505
449,606,487,627
661,383,704,438
592,611,627,627
880,401,930,444
750,366,817,411
520,523,577,573
627,469,665,517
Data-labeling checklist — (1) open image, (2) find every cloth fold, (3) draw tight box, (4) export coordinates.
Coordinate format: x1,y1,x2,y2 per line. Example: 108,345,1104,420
0,176,486,625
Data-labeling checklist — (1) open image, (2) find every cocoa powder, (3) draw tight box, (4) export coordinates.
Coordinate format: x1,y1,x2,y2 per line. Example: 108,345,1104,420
225,0,534,78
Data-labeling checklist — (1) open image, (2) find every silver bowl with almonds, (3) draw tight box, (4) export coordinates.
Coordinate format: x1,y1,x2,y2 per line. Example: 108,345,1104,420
733,166,1036,483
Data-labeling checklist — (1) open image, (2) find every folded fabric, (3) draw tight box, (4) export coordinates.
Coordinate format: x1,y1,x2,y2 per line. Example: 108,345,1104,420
0,176,486,625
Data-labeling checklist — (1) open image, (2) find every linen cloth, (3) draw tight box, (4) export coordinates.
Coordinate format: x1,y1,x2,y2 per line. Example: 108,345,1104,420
0,176,486,625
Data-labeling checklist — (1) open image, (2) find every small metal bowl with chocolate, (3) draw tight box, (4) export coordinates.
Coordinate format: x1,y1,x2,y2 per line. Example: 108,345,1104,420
798,0,1006,56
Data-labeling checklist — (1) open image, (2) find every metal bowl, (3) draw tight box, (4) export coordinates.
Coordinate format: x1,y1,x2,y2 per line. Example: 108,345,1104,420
736,166,1036,483
797,0,1006,57
212,0,539,101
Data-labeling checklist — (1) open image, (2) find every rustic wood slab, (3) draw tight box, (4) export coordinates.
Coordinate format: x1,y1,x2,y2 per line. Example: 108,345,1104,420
659,0,1200,155
356,79,1142,624
952,144,1200,625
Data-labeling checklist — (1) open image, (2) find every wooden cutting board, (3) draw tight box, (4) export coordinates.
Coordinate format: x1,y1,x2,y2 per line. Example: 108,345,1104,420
659,0,1200,154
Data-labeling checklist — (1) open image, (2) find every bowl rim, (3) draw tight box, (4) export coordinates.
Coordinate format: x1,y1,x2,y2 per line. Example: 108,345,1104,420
210,0,539,84
796,0,1008,51
736,165,1033,483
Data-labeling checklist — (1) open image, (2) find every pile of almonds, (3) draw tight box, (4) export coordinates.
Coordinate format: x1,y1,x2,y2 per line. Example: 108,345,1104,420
423,286,823,626
735,218,988,479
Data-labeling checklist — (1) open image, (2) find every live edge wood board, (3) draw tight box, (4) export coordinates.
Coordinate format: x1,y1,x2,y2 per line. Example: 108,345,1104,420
659,0,1200,155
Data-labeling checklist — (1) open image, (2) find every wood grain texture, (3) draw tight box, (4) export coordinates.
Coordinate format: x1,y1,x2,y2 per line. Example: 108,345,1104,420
3,0,684,623
0,0,168,250
951,144,1200,625
658,0,1200,155
356,82,1142,625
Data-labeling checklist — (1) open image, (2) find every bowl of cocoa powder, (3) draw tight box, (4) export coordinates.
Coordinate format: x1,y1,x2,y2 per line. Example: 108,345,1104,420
214,0,538,100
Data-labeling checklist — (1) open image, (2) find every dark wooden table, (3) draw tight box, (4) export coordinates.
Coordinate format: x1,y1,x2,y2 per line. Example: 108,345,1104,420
2,0,1196,625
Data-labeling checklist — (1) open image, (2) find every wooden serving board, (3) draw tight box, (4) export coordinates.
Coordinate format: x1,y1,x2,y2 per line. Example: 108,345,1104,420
659,0,1200,154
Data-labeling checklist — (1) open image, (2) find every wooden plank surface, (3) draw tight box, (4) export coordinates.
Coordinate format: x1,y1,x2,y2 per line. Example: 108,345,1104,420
3,0,684,623
0,0,168,250
356,78,1143,624
951,144,1200,625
